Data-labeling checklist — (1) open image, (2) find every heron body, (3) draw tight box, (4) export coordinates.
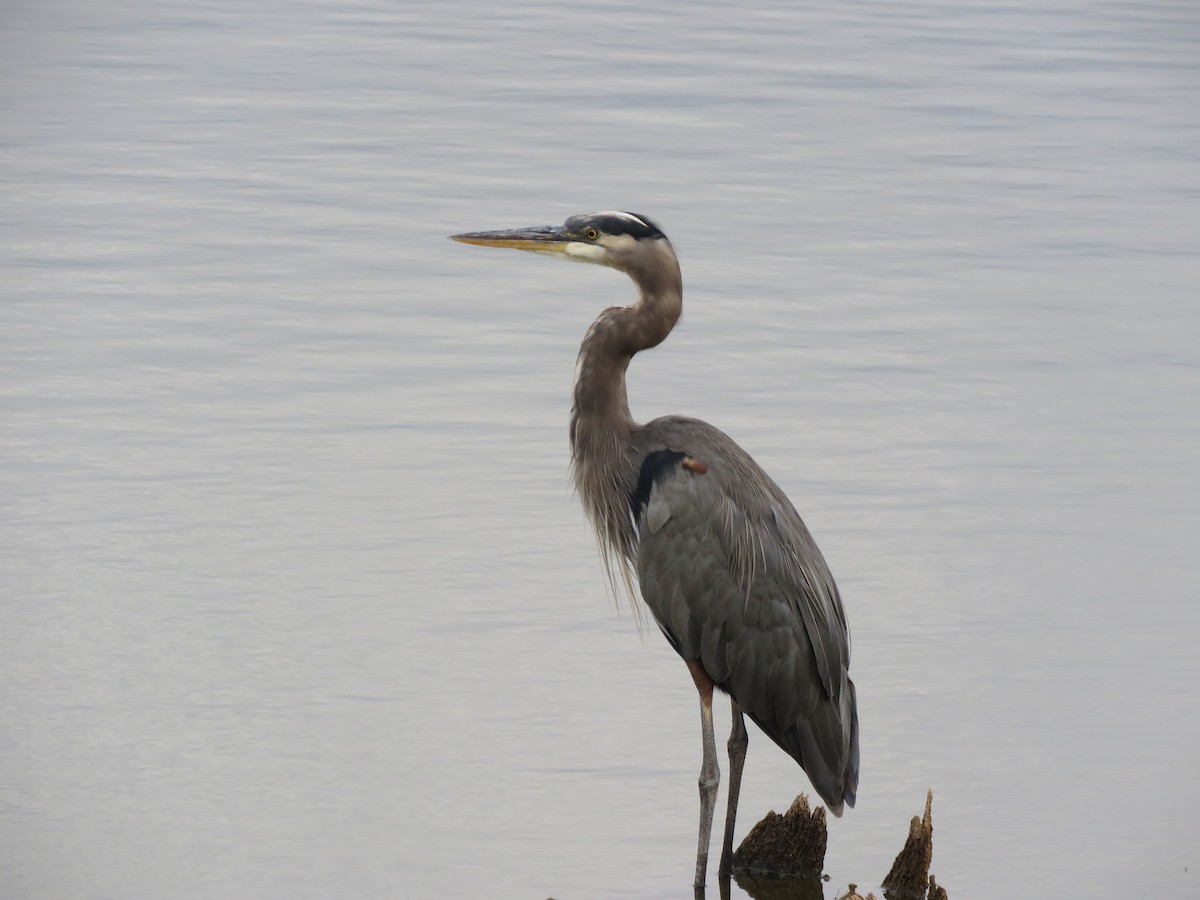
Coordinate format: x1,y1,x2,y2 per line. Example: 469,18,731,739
451,211,858,887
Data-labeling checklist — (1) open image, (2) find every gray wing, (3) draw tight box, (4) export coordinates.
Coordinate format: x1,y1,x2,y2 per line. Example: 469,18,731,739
631,416,859,813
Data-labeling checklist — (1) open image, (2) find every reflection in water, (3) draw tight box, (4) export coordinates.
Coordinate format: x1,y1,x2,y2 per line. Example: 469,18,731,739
727,872,826,900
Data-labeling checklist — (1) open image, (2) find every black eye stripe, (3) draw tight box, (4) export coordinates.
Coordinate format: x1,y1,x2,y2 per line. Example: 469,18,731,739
565,211,668,241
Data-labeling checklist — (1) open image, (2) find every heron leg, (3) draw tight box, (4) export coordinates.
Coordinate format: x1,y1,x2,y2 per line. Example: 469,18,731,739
718,701,748,880
686,659,719,889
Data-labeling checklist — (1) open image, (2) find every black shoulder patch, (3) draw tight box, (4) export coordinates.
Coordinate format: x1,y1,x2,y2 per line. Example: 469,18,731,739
630,449,687,520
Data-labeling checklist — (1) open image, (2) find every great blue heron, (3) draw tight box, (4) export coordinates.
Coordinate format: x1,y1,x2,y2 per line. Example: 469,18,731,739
450,211,858,888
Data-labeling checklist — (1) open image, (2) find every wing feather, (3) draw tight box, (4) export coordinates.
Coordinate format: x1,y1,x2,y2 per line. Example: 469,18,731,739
631,416,858,812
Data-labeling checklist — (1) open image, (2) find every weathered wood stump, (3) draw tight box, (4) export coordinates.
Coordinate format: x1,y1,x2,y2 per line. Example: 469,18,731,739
724,788,949,900
882,789,938,900
731,793,828,880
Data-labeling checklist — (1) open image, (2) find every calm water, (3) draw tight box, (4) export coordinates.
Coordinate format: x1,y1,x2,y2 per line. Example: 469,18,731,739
3,2,1198,898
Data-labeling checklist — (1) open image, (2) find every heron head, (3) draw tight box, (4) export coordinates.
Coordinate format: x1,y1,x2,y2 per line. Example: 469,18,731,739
450,210,672,275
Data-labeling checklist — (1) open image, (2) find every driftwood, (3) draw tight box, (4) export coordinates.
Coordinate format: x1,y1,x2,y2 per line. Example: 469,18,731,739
728,788,948,900
882,789,938,900
732,794,827,879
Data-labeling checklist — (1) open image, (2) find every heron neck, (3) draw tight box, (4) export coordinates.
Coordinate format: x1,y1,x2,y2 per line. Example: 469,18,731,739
570,267,682,480
573,274,681,429
569,251,682,570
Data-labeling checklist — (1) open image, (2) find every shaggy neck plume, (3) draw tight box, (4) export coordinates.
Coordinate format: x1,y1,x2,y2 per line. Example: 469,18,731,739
569,243,683,569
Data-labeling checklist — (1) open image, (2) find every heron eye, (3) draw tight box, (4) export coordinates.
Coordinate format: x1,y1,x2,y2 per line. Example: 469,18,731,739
585,228,599,240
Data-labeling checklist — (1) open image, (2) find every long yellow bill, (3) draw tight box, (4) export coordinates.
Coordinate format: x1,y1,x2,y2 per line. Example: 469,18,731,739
449,224,570,253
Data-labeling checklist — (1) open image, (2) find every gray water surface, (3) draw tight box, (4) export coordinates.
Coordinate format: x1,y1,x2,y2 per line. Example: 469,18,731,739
3,2,1198,898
